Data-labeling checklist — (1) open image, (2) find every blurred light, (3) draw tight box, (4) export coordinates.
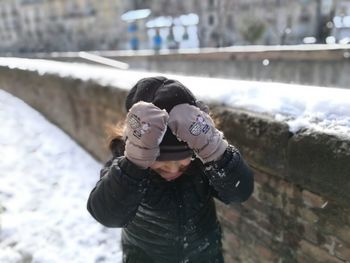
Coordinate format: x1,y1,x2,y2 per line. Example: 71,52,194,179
284,28,292,34
325,36,336,44
333,16,350,28
343,52,350,59
303,37,316,44
146,16,172,28
146,13,199,28
339,37,350,45
262,59,270,66
326,21,333,29
333,16,342,28
321,201,328,209
121,9,151,21
179,13,199,26
344,16,350,27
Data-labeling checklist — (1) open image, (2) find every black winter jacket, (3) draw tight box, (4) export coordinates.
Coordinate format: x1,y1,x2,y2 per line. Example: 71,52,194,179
87,145,254,263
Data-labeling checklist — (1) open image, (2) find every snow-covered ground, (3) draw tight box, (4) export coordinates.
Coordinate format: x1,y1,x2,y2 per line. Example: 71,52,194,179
0,90,122,263
0,57,350,137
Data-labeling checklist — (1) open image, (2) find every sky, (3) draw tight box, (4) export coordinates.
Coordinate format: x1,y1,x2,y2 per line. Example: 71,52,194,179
0,57,350,262
0,90,122,263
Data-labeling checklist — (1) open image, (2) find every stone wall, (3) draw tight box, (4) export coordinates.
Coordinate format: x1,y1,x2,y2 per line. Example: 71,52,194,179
1,67,349,262
0,67,128,161
212,107,350,263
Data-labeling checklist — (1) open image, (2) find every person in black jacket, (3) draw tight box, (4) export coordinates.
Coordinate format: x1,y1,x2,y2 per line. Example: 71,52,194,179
87,76,254,263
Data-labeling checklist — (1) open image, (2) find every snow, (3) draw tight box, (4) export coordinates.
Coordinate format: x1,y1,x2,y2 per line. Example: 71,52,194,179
0,56,349,262
0,90,122,263
1,57,349,138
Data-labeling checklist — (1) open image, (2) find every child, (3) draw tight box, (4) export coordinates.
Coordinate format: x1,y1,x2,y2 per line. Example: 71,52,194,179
87,76,254,263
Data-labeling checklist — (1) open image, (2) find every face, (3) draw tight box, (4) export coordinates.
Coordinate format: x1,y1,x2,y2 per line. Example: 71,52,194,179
150,157,192,181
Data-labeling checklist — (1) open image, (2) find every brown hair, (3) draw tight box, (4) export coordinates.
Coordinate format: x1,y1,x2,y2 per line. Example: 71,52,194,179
105,121,126,157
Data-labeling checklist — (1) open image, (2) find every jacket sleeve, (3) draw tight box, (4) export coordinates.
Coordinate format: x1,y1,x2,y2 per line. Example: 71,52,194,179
204,145,254,204
87,156,149,228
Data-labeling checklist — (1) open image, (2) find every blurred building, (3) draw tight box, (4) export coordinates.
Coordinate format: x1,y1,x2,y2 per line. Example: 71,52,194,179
0,0,126,53
123,0,200,50
0,0,20,52
197,0,330,47
0,0,341,53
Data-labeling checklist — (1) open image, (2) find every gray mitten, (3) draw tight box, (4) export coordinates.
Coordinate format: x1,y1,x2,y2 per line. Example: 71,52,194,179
168,103,228,163
125,101,169,168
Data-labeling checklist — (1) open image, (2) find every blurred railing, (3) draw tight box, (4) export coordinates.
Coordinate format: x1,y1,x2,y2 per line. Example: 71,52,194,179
8,44,350,89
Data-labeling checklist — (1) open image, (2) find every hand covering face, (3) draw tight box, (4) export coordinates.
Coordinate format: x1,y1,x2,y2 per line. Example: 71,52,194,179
125,101,169,168
168,103,228,163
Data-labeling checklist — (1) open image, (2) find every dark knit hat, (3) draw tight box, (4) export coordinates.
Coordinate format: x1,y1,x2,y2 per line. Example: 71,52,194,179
125,76,197,161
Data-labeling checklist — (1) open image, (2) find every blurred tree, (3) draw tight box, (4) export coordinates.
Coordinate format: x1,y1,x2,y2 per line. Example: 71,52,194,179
132,0,152,10
239,18,266,44
316,0,336,43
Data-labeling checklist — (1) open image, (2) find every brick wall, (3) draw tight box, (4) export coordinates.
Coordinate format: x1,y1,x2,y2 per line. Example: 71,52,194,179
212,107,350,262
217,172,350,262
1,67,349,262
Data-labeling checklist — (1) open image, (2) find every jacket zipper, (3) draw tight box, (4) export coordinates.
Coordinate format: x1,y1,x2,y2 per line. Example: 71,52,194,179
173,182,185,262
